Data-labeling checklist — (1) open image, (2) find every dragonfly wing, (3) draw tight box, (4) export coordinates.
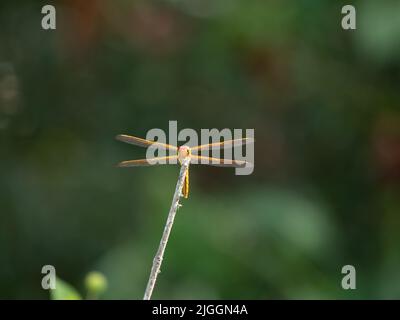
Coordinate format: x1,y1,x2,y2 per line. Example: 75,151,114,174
117,155,178,167
191,155,249,168
116,134,178,151
191,137,254,152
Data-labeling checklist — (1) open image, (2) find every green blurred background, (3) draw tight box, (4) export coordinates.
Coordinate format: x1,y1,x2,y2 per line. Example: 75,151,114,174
0,0,399,299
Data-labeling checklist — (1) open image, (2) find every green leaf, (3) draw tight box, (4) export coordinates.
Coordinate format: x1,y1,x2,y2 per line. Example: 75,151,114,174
50,277,82,300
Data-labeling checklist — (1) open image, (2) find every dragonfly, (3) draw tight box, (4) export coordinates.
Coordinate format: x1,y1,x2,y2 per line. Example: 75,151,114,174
116,134,254,198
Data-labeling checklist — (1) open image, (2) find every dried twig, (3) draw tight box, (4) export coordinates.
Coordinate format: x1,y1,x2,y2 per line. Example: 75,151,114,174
143,158,190,300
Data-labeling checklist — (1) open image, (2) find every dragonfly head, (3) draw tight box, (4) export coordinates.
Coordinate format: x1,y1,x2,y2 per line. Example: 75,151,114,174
178,145,191,163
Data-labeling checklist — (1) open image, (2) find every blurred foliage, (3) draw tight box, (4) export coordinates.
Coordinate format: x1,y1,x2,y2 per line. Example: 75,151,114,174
50,271,107,300
51,277,82,300
85,271,108,299
0,0,399,299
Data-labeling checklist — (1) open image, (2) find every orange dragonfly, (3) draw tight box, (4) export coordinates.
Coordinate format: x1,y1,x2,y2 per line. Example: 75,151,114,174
116,134,254,198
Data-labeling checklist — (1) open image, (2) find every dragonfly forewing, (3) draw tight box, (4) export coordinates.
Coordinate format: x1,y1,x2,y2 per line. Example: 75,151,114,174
116,134,178,151
191,137,254,153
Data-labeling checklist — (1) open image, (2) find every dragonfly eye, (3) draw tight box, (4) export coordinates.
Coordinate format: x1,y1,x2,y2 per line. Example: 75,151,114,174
178,146,191,158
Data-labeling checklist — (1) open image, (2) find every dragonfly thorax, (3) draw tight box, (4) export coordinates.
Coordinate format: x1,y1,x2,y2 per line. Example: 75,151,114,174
178,146,191,163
